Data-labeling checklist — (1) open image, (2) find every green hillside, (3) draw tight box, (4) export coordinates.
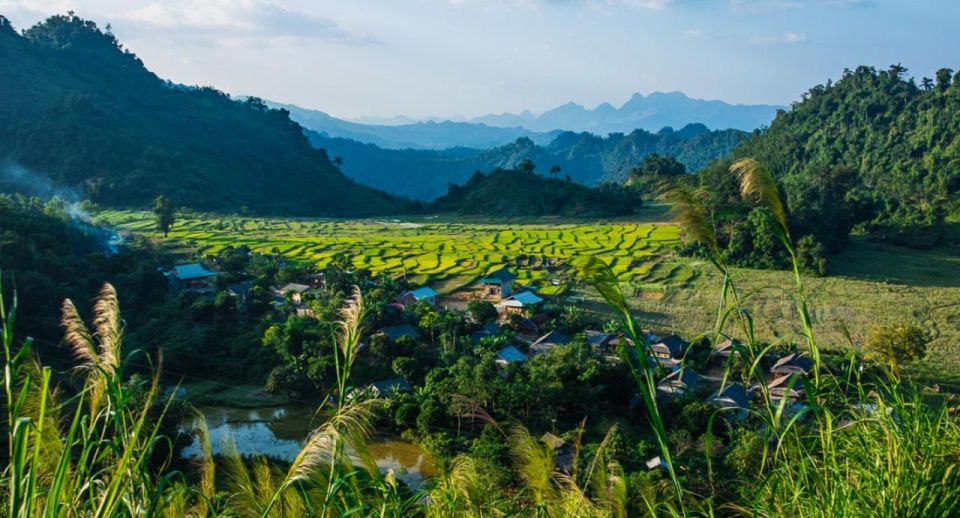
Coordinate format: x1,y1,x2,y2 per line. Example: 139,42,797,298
0,14,405,216
703,65,960,247
430,166,642,217
308,124,745,200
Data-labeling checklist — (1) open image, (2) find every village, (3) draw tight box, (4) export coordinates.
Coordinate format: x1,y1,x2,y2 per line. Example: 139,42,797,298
164,248,815,467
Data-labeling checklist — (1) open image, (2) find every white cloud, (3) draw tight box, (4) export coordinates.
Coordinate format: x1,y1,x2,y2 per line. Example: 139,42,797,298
118,0,381,46
751,31,807,45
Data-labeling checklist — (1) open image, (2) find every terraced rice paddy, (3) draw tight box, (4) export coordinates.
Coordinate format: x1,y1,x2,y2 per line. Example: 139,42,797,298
97,210,960,382
96,211,697,295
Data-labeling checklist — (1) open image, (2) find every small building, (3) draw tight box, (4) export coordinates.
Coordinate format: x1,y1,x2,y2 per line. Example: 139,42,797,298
656,367,702,398
714,338,742,360
369,377,412,397
471,321,502,343
529,330,570,356
515,313,552,337
227,280,255,300
478,266,518,300
651,335,688,360
382,324,420,343
168,263,217,289
495,345,527,366
496,290,544,315
411,286,439,303
540,432,574,472
277,283,311,305
584,330,615,352
770,353,813,379
707,382,750,418
766,374,806,403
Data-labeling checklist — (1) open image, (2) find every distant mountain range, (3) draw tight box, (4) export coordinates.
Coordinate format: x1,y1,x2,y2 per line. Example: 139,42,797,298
273,92,780,151
269,101,557,150
306,124,746,200
472,91,783,134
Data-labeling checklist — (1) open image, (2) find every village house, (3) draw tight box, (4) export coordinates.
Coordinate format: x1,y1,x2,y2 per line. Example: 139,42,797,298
656,367,702,398
167,263,217,291
495,345,528,366
584,330,616,353
651,334,689,360
707,382,750,418
770,353,813,379
528,330,570,356
496,290,544,316
765,373,806,403
277,283,311,305
477,266,517,300
394,286,438,308
713,338,742,360
516,312,552,337
382,324,420,343
471,321,502,342
226,280,254,300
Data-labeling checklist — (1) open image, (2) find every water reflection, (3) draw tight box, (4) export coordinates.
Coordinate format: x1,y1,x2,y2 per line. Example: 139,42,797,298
181,405,435,489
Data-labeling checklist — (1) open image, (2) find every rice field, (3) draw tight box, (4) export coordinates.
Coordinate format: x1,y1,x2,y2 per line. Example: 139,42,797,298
96,210,697,295
98,210,960,382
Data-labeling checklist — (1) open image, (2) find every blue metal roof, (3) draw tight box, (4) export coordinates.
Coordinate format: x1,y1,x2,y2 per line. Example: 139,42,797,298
509,291,543,305
496,345,527,363
410,287,438,299
172,263,216,280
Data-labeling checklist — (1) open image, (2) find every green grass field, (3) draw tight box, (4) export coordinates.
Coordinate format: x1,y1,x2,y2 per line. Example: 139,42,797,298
99,210,960,382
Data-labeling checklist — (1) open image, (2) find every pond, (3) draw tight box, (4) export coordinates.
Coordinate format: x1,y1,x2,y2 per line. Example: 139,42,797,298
181,404,436,489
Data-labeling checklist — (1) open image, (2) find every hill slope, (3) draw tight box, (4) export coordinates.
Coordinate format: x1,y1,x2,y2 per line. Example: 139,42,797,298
308,124,746,200
705,65,960,246
0,15,405,216
430,167,642,217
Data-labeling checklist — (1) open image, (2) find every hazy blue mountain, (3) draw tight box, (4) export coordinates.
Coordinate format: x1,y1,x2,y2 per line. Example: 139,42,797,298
306,123,746,200
270,101,557,150
472,91,783,133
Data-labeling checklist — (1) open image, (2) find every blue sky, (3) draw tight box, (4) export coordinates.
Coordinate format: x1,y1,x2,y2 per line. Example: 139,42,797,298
2,0,958,119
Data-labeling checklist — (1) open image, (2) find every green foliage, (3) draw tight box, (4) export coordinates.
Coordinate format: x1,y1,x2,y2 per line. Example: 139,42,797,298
432,167,642,217
0,14,405,216
864,322,931,376
308,124,746,200
152,195,175,236
713,65,960,246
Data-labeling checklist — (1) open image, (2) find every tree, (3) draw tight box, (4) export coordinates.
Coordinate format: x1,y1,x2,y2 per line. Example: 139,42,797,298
864,323,931,377
935,68,953,92
549,165,562,176
333,156,344,169
518,159,536,174
152,195,175,237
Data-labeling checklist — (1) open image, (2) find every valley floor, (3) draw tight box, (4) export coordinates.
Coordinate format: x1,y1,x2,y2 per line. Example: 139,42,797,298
97,210,960,383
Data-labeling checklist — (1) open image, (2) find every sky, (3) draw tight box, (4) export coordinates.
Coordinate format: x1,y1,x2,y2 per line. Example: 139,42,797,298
2,0,958,120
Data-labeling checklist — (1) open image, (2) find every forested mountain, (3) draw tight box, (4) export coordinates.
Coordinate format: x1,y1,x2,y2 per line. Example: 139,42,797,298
0,15,406,216
308,124,746,199
430,166,642,217
272,101,557,150
472,91,782,133
696,65,960,255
